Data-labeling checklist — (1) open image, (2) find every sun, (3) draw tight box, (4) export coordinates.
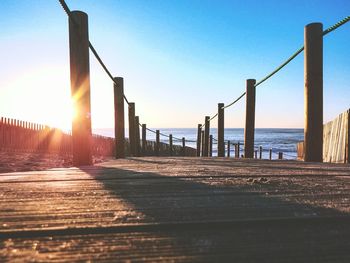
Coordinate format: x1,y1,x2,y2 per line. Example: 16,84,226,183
0,66,74,131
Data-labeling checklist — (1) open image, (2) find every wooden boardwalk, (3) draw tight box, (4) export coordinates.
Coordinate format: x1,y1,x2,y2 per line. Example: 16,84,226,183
1,157,350,262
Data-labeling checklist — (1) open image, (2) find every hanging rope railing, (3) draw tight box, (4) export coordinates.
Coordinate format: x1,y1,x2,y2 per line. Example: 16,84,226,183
200,15,350,128
138,123,196,143
59,0,349,158
59,0,197,146
59,0,130,104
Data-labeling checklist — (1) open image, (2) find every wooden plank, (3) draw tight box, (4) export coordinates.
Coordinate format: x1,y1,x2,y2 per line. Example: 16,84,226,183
1,218,350,262
1,157,350,261
323,110,349,163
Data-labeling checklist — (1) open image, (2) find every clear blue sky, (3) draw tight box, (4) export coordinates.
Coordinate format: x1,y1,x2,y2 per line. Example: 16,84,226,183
0,0,349,129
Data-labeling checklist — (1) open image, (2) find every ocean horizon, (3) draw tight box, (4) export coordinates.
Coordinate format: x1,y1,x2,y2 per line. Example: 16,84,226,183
93,128,304,160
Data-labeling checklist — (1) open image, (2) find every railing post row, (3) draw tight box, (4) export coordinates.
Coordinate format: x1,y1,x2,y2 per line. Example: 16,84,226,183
169,134,173,156
155,130,160,156
182,137,186,156
128,102,136,156
142,124,147,156
244,79,256,158
209,135,213,157
114,77,125,159
201,130,205,157
135,116,141,157
204,116,210,157
218,103,225,157
227,141,230,157
196,124,202,157
304,22,323,162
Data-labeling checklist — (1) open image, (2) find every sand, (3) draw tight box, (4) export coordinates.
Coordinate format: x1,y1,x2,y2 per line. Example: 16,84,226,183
0,150,109,173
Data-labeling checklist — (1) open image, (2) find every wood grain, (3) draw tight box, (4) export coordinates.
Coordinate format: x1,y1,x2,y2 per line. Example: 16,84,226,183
1,157,350,261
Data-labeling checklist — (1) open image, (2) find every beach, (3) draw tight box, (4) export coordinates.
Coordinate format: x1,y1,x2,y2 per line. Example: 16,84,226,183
0,150,108,173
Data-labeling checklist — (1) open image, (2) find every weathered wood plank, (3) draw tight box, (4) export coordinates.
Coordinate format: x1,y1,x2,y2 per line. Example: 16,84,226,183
1,218,349,262
0,157,350,261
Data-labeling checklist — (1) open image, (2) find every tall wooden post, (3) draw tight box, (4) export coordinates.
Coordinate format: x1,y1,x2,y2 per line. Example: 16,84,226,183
347,112,350,164
304,23,323,162
237,142,240,158
227,141,230,157
155,130,160,156
196,124,202,157
114,77,125,159
142,124,147,156
201,130,205,156
69,11,92,166
204,116,210,157
218,103,225,157
182,137,186,156
244,79,256,158
169,134,173,156
128,103,136,156
209,135,213,157
135,116,141,157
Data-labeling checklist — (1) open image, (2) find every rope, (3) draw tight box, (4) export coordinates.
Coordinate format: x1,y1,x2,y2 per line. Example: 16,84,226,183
139,123,196,143
60,1,349,143
209,113,218,122
323,15,350,36
59,0,195,144
202,91,246,127
221,92,246,110
255,46,304,87
58,0,130,105
254,15,350,87
203,15,350,125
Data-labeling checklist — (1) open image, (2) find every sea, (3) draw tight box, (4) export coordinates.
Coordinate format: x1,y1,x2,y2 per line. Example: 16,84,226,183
93,128,304,160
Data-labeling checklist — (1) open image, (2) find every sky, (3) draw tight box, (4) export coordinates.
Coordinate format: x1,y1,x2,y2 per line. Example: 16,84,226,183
0,0,349,130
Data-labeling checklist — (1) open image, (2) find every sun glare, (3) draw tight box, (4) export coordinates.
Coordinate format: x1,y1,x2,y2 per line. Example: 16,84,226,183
0,66,73,131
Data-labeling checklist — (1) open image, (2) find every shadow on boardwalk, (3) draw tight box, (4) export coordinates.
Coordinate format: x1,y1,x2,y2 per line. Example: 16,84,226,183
77,158,350,261
1,157,349,261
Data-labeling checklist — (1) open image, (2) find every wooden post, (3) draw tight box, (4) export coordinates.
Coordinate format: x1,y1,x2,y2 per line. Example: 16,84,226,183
142,124,146,156
196,124,202,157
169,134,173,156
304,23,323,162
204,116,210,157
135,116,141,157
209,135,213,157
114,77,125,159
201,130,205,156
259,146,262,159
347,111,350,164
155,130,160,156
278,152,283,160
69,11,92,166
227,141,230,157
182,137,186,156
128,103,136,156
269,148,272,160
244,79,256,158
237,142,240,158
254,150,258,159
218,103,225,157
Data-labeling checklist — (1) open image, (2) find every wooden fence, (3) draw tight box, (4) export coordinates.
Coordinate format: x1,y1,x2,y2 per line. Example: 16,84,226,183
297,109,350,163
0,117,113,157
0,117,195,158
